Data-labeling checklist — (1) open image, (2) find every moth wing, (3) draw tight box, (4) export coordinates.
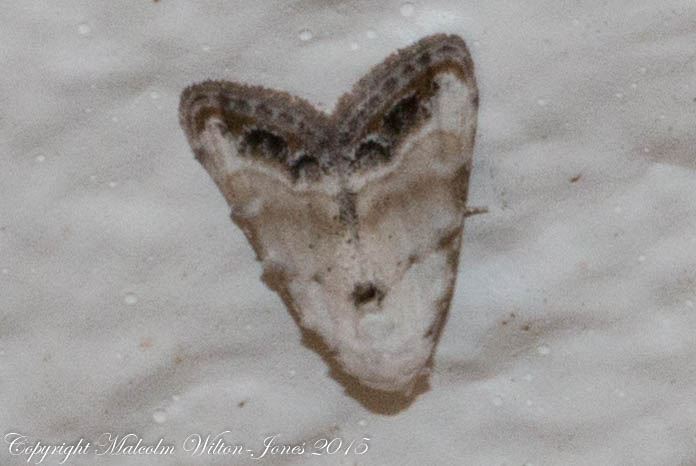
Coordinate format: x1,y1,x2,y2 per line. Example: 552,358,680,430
178,82,344,316
335,34,479,347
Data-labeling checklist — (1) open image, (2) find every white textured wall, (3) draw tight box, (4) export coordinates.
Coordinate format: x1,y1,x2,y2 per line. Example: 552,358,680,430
2,1,696,464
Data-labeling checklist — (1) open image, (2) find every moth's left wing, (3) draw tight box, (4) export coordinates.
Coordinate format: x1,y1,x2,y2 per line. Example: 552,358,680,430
179,81,346,311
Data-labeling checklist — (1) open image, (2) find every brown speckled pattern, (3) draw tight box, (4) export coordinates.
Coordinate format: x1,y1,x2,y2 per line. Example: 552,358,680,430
179,34,477,180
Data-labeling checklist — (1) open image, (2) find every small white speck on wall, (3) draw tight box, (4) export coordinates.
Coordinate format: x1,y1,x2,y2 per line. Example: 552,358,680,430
400,2,415,17
77,22,91,35
299,28,313,41
124,293,138,305
152,409,167,424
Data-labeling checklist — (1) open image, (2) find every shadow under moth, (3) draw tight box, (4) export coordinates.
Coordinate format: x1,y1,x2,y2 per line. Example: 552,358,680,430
178,34,478,393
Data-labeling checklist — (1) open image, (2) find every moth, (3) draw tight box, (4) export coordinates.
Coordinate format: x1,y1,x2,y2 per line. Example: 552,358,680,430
179,34,478,392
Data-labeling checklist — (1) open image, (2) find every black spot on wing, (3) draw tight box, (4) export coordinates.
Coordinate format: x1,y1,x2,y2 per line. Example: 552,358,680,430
242,129,288,162
383,93,420,137
352,140,391,169
290,154,321,181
